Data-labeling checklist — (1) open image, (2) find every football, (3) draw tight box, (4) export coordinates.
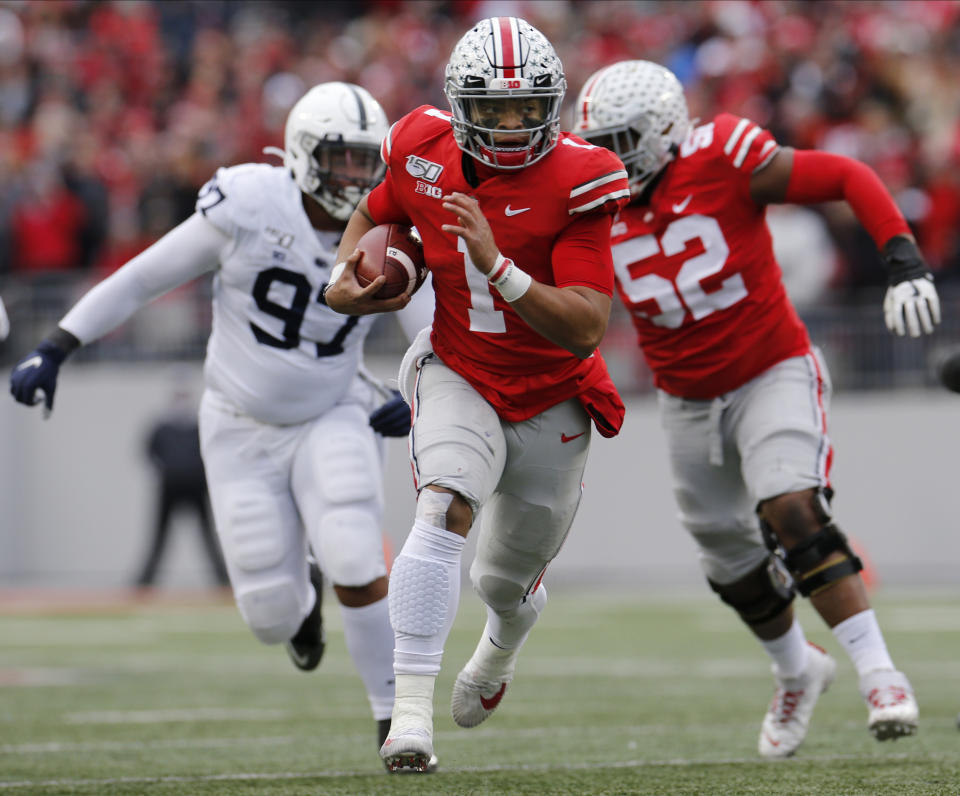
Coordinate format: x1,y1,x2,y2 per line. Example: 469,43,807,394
355,224,428,299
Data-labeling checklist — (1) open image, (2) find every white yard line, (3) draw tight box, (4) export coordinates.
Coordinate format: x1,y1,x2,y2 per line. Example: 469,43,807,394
0,752,921,790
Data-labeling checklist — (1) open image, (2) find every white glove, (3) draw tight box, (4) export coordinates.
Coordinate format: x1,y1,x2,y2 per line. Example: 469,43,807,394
883,275,940,337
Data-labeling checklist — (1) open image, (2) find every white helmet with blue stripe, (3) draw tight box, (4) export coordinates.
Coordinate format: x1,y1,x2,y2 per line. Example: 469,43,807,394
284,82,388,220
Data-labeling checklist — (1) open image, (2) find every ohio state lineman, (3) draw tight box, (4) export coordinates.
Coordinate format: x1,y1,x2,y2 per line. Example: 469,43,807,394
575,60,935,758
325,17,630,771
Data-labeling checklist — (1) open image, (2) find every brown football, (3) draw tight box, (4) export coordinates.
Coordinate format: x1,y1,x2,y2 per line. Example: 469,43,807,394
355,224,428,299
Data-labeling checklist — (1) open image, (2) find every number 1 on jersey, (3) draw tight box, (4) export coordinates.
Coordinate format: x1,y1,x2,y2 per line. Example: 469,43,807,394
459,237,506,334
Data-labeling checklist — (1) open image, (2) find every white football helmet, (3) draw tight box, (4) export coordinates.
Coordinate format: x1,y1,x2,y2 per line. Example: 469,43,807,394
573,60,690,194
444,16,566,170
284,82,388,221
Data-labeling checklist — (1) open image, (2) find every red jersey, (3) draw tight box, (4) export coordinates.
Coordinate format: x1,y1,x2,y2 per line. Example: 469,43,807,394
368,105,630,424
610,113,811,399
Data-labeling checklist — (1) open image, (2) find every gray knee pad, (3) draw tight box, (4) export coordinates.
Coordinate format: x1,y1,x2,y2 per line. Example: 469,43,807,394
472,573,528,615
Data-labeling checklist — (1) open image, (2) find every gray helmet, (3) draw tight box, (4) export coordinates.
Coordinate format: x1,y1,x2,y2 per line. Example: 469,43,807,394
573,60,690,194
444,17,566,170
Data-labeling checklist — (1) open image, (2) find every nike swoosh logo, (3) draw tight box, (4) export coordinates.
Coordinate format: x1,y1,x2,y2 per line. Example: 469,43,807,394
561,432,586,443
480,682,507,710
763,732,781,747
672,194,692,213
288,650,310,666
505,205,531,216
15,355,42,371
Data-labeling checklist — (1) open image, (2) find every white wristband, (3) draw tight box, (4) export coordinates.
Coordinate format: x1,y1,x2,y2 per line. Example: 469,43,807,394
486,253,532,303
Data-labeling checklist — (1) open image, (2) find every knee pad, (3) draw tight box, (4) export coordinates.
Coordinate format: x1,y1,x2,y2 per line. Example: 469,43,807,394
708,555,795,625
388,554,450,637
236,577,302,644
473,573,527,614
759,489,862,597
316,507,385,587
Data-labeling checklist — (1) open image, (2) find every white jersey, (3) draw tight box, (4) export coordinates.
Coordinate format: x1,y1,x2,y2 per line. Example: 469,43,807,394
59,162,433,426
198,164,377,424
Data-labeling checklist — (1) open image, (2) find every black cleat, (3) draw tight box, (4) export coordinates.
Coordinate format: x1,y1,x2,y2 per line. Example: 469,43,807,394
284,562,325,671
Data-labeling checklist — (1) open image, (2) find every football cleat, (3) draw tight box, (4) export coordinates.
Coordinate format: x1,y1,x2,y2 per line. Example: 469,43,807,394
758,642,837,758
451,635,520,728
378,719,437,774
859,668,918,741
284,561,325,671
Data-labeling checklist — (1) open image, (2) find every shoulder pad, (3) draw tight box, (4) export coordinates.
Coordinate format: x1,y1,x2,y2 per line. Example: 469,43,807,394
196,164,278,236
556,138,631,216
382,106,452,167
708,113,779,173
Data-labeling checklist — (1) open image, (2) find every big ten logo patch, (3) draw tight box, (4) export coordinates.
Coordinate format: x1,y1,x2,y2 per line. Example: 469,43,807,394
415,181,443,198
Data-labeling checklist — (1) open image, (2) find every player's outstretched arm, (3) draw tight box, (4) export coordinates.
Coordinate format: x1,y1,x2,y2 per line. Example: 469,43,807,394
442,192,610,358
753,147,940,338
9,213,226,416
326,196,411,316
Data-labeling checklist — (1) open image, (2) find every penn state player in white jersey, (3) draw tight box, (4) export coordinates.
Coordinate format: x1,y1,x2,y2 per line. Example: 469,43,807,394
10,82,436,769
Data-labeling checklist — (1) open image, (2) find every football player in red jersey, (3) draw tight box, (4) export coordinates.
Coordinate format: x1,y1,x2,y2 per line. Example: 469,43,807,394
575,60,937,758
324,17,630,772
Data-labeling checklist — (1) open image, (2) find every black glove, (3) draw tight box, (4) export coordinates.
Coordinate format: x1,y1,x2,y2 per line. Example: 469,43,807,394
369,390,411,437
9,328,80,414
881,236,931,284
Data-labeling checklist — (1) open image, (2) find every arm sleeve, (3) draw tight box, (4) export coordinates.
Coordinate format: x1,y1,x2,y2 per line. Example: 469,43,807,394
551,212,615,295
60,213,229,344
784,150,911,248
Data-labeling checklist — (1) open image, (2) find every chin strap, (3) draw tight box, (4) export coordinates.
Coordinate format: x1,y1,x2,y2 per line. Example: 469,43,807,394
262,146,286,160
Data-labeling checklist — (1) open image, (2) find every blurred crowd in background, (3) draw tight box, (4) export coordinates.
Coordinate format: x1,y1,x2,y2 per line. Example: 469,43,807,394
1,0,958,385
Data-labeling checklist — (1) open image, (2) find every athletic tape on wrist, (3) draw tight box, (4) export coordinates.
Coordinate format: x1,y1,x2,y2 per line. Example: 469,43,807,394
486,253,532,302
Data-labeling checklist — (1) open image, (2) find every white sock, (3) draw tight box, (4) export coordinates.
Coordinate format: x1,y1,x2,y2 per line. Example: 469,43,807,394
390,673,436,737
832,609,895,676
389,519,464,676
340,597,394,721
486,582,548,650
759,618,810,680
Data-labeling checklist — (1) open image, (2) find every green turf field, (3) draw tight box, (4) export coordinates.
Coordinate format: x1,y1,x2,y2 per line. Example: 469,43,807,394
1,588,957,795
